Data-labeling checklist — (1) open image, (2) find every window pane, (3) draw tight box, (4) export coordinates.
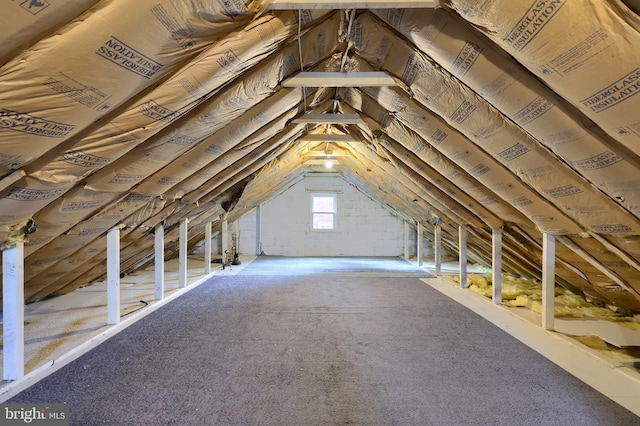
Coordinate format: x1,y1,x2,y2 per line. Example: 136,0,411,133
311,194,336,230
313,196,334,212
313,213,334,229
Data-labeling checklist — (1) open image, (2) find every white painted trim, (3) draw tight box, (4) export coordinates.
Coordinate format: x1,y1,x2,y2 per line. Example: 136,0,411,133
492,228,502,305
421,276,640,417
221,219,229,265
292,113,365,125
155,223,165,300
297,134,360,143
2,242,25,380
179,219,188,288
283,72,395,87
257,204,263,255
403,222,410,260
204,222,212,274
267,0,439,10
416,222,423,267
434,224,442,276
0,269,219,402
542,233,555,330
233,220,240,256
310,193,337,231
107,227,121,325
459,225,467,288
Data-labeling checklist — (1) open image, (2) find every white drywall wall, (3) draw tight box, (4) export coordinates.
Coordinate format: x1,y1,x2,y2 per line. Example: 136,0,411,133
239,175,407,256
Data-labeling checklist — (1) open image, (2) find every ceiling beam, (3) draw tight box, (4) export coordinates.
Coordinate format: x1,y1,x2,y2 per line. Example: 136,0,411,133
305,159,341,166
292,113,366,124
282,72,395,87
297,134,361,143
267,0,439,9
303,151,348,157
0,169,26,192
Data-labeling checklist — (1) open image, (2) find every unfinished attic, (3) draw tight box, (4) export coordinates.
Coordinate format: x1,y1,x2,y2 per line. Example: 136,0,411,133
1,0,640,421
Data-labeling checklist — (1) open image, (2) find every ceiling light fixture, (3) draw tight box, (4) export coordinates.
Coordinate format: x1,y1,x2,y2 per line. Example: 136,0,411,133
325,142,333,169
325,158,333,169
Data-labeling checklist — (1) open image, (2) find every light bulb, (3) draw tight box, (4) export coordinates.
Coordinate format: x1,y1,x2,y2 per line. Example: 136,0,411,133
325,158,333,168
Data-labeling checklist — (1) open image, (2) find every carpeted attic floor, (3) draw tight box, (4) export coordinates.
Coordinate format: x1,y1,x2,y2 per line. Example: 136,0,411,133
8,257,639,425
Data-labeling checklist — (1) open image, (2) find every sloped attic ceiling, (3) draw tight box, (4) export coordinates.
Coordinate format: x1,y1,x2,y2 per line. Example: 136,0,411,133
1,0,640,312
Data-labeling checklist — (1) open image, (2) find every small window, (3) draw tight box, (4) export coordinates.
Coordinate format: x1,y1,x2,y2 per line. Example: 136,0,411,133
311,193,337,230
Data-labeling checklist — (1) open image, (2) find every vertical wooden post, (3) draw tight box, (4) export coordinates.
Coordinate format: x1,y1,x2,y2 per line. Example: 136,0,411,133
204,221,212,274
434,223,442,276
403,222,410,260
3,241,25,380
154,223,164,300
221,218,229,265
107,226,121,325
542,233,556,330
179,218,188,288
256,204,263,255
416,222,423,267
459,224,467,288
492,228,503,305
233,220,240,255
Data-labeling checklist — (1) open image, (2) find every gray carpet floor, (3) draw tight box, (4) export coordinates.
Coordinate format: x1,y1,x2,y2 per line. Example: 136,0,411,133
9,257,639,425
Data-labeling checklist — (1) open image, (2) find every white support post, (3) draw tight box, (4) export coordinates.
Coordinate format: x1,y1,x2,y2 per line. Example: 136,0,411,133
416,222,423,267
179,218,188,288
403,222,410,260
107,226,121,325
256,204,263,255
233,220,240,255
204,221,212,274
221,219,229,265
542,233,556,330
434,223,442,276
3,241,25,381
154,223,164,300
459,225,467,288
492,228,503,305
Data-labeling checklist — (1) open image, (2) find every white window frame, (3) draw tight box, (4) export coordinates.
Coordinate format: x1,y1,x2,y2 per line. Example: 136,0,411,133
310,193,337,231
